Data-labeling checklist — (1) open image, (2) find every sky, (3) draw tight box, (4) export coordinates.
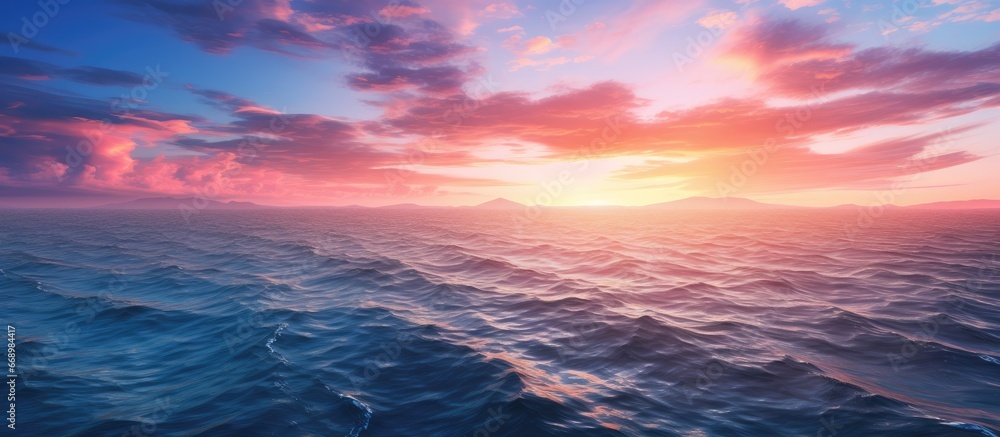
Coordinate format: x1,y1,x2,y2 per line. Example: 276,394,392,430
1,0,999,207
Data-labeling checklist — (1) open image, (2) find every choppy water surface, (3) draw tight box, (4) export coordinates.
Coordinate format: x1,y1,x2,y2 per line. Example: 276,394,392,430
1,209,999,436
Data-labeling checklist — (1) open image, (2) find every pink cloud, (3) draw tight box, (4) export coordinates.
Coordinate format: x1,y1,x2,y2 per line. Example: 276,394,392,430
697,9,740,29
758,42,1000,97
612,127,983,195
502,34,574,56
979,8,1000,22
508,55,593,71
378,4,431,19
383,73,1000,168
720,17,853,72
780,0,824,10
818,7,840,23
481,2,523,18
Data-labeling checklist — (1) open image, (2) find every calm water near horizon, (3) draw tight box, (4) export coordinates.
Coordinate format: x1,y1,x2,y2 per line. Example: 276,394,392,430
2,209,999,436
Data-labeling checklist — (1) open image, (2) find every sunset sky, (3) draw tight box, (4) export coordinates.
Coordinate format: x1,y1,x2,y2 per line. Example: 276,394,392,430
1,0,999,207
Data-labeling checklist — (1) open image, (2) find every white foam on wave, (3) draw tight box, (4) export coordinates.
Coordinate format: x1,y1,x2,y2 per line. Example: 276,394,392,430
266,322,289,364
943,422,1000,437
336,391,372,437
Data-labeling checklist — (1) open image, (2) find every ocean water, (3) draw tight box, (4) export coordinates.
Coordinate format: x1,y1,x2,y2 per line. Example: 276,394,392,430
1,209,999,436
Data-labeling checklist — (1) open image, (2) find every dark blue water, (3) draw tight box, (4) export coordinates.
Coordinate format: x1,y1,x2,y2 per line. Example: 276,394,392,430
1,209,998,436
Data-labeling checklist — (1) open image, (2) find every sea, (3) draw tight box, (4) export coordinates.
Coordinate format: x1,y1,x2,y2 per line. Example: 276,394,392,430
1,208,998,436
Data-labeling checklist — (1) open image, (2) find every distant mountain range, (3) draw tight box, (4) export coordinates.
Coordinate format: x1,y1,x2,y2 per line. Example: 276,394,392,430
94,197,274,210
903,199,1000,210
83,196,1000,211
458,197,1000,211
463,198,525,210
90,197,521,210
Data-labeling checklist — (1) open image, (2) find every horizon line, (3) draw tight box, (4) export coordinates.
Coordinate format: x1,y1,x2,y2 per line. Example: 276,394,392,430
6,196,1000,210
